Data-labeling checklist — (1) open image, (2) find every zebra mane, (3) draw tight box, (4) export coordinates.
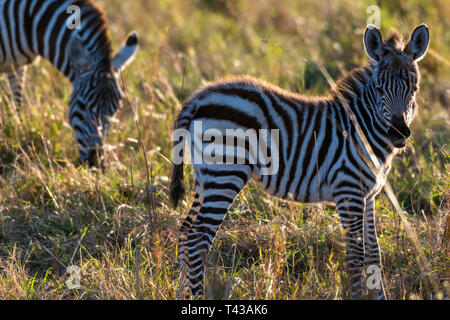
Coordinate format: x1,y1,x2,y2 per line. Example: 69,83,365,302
332,64,374,97
383,29,405,51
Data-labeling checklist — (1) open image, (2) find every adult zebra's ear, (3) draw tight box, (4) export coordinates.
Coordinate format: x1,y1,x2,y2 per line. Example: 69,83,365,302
405,24,429,62
112,32,139,72
69,34,93,74
364,24,383,62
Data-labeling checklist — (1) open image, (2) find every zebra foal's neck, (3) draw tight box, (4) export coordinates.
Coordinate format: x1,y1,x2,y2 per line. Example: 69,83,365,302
330,64,393,164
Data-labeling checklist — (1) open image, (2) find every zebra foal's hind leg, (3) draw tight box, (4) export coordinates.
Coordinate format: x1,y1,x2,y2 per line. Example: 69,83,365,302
177,182,204,299
183,166,251,298
7,66,27,111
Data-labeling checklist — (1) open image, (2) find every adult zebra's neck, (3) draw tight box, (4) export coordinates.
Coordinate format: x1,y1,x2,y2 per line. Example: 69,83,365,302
27,0,113,82
332,64,394,166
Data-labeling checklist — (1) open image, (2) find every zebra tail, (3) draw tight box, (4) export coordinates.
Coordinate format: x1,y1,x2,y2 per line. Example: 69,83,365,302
169,101,196,208
169,160,185,208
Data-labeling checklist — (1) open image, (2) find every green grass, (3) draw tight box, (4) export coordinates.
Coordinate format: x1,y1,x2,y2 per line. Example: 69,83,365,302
0,0,448,300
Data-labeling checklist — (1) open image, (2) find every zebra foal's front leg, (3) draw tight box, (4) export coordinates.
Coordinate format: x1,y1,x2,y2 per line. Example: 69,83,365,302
335,196,365,299
364,197,387,300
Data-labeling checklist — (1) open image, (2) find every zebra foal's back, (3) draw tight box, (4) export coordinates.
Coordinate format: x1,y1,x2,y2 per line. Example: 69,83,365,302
175,76,341,203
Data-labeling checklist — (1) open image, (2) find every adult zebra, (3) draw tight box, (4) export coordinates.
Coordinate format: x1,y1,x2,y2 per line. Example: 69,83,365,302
0,0,138,166
170,24,429,299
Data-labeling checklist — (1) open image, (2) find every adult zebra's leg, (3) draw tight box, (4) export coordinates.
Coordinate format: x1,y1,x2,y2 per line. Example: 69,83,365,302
335,196,365,300
177,182,204,299
7,67,26,111
364,197,387,300
185,167,250,298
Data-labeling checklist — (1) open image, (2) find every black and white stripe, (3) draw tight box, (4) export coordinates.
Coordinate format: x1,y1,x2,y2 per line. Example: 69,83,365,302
0,0,138,166
170,24,429,299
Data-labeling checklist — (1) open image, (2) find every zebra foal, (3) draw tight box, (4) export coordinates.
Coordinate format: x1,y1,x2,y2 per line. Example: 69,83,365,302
170,24,429,299
0,0,138,166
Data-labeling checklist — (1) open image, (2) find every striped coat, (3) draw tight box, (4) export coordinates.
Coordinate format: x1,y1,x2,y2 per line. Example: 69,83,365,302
0,0,138,166
170,24,430,299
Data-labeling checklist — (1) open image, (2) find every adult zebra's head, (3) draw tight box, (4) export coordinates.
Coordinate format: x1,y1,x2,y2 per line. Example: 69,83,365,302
68,32,138,167
364,24,429,148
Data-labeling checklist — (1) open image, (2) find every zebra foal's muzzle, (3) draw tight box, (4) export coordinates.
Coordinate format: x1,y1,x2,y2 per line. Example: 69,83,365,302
388,115,411,148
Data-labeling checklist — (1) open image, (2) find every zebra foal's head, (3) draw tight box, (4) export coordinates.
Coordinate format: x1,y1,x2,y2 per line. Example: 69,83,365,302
364,24,429,148
68,32,138,167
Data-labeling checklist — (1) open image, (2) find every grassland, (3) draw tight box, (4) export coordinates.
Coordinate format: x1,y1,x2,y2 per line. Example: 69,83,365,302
0,0,448,300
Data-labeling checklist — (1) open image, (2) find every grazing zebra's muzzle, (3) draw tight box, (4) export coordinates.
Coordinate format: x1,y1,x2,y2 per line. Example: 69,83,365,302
69,97,109,169
76,132,105,169
85,147,104,169
388,115,411,148
79,115,110,169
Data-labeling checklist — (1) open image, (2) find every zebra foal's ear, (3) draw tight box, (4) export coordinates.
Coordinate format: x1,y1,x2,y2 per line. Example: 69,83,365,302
405,24,429,62
112,32,139,72
69,34,92,74
364,24,383,62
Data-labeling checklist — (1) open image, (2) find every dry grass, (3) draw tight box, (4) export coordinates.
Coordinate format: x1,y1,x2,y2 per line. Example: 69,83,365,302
0,0,449,300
